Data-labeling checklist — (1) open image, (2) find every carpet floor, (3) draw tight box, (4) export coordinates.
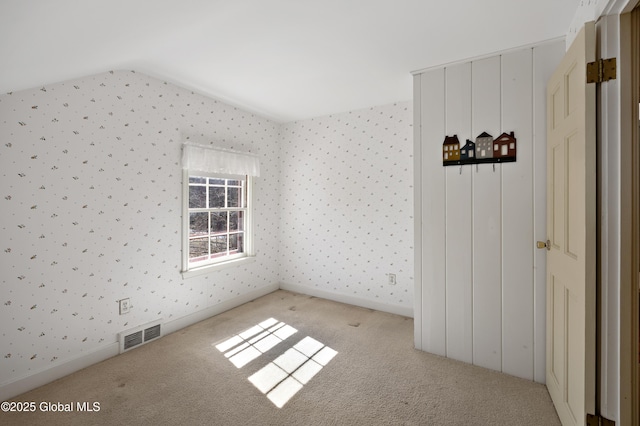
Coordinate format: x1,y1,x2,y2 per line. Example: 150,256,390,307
2,290,561,425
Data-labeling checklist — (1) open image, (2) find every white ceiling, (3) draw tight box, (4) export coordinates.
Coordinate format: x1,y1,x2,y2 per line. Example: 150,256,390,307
1,0,579,122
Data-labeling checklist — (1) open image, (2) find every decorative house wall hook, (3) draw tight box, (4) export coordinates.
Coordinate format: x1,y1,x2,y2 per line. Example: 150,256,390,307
459,165,462,175
442,135,461,165
493,164,496,172
442,131,517,168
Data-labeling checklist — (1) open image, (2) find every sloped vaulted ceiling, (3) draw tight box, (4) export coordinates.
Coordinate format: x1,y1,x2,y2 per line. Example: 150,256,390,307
0,0,579,122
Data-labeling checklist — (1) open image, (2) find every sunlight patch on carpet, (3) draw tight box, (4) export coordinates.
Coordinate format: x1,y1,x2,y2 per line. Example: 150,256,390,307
248,336,338,408
214,318,297,368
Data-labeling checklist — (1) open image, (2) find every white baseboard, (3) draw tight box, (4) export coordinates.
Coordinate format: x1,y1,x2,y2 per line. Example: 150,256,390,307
0,342,120,403
163,283,279,335
0,283,279,402
279,282,413,318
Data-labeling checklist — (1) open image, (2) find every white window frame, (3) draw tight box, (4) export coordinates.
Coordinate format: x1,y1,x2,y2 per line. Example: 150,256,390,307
181,170,255,278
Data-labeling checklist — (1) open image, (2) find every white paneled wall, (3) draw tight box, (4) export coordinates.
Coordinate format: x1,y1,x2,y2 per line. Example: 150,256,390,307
413,41,565,382
472,56,502,372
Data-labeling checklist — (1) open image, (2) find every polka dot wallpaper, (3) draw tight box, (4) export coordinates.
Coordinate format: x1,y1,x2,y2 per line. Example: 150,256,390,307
0,70,413,389
0,71,281,383
279,103,414,309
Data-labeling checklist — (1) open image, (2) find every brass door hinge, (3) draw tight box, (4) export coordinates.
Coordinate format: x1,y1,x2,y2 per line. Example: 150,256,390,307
586,413,615,426
587,58,617,84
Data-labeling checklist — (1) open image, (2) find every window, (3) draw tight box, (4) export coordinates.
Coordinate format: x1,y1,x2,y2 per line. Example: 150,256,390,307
187,175,248,266
181,144,259,277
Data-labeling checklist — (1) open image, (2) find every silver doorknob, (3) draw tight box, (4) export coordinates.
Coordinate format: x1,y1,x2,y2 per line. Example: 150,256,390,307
536,240,550,251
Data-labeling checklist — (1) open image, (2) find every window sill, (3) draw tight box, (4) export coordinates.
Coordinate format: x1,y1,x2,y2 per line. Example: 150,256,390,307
181,255,256,279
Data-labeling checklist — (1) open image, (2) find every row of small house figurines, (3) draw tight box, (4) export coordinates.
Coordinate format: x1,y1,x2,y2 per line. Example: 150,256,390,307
443,131,516,166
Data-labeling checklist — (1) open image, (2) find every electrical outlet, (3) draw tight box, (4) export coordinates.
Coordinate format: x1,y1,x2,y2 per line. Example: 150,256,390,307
119,298,131,315
388,273,396,285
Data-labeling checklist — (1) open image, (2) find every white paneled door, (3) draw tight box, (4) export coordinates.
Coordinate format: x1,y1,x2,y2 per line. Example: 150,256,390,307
545,22,596,426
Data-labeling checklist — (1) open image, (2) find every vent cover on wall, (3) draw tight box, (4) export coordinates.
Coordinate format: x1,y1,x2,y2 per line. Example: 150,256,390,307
119,319,163,353
144,324,161,341
124,331,143,350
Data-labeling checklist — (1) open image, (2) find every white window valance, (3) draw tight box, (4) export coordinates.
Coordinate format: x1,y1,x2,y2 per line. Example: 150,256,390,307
182,143,260,177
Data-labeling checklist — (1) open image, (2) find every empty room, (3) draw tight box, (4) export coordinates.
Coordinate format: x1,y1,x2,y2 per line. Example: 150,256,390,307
1,1,638,425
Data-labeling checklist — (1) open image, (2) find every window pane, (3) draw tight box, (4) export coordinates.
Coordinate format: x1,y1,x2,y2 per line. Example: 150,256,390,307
189,185,206,208
189,177,206,184
227,179,241,186
209,178,225,186
189,212,208,237
228,187,241,207
210,212,227,234
237,233,244,252
229,234,239,252
189,237,209,261
229,211,243,231
210,235,227,255
209,186,225,208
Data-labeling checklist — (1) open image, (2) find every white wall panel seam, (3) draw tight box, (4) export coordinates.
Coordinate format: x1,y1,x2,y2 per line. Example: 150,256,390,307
444,68,448,357
470,61,475,364
531,47,537,382
499,55,505,373
530,48,537,381
445,64,450,360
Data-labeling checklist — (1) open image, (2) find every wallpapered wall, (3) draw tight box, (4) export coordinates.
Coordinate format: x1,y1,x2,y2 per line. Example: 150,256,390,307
0,70,414,392
279,103,414,312
0,71,282,385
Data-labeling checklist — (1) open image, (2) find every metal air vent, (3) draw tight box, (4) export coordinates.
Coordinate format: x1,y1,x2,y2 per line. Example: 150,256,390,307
144,324,161,342
124,330,143,350
119,319,163,353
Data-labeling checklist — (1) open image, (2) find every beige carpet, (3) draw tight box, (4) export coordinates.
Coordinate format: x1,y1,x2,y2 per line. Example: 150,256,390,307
2,290,560,425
